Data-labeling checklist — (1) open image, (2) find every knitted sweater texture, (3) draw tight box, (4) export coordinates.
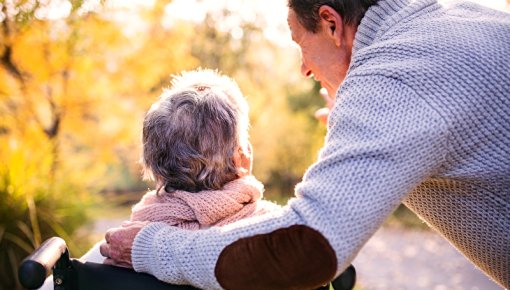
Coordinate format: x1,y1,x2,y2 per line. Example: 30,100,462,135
132,1,510,289
130,176,280,229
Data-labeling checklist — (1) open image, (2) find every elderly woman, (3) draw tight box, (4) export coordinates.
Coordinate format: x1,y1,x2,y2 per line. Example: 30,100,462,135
129,69,279,229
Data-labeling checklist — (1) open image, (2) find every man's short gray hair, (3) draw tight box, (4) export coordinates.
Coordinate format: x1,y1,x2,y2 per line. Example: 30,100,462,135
142,69,249,193
288,0,379,32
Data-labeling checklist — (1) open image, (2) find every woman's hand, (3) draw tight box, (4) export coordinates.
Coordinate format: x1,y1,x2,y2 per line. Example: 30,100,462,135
99,220,149,268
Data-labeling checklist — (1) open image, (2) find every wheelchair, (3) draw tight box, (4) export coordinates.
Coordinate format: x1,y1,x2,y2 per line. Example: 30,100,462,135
18,237,356,290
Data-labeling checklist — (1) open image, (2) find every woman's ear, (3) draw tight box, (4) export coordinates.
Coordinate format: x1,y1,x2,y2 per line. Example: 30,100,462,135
233,143,253,177
318,5,344,47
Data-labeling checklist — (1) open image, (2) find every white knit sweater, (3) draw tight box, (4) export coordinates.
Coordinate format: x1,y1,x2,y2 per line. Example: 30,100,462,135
132,0,510,289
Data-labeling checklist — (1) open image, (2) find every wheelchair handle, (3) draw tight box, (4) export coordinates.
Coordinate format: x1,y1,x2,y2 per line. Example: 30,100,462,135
18,237,68,289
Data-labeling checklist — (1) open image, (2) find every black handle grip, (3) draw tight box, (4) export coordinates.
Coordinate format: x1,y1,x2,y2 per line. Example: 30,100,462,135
332,264,356,290
18,237,68,289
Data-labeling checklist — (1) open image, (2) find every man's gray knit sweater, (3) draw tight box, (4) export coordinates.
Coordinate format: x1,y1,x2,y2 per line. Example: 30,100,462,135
131,0,510,288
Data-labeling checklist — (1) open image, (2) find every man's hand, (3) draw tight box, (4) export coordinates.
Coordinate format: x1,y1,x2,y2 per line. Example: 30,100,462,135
99,220,149,268
314,88,336,125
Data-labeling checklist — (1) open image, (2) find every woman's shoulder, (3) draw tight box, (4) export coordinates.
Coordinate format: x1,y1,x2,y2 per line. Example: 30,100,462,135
255,199,282,214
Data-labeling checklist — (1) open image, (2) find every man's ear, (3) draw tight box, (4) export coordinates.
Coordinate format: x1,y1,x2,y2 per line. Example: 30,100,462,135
318,5,343,47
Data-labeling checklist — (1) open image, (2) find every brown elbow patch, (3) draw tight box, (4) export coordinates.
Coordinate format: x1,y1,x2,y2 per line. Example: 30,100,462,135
215,225,337,290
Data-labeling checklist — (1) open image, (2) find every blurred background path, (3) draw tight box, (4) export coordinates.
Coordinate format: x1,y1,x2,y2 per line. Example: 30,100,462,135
353,226,502,290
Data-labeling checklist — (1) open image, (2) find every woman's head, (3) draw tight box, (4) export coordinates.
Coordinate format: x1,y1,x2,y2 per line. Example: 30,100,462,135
142,69,251,193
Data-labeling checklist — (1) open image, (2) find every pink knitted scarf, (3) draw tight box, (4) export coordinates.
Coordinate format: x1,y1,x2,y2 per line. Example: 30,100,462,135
130,175,278,230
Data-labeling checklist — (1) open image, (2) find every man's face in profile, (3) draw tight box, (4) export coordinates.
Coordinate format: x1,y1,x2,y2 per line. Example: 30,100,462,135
287,7,352,99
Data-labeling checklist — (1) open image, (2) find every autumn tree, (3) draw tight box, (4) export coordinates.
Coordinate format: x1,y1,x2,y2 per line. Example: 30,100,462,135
0,1,197,288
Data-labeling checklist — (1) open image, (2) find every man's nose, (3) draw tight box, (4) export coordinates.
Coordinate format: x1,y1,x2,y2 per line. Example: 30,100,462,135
301,62,312,78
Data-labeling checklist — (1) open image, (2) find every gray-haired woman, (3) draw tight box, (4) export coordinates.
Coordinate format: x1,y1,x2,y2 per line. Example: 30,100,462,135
129,69,280,230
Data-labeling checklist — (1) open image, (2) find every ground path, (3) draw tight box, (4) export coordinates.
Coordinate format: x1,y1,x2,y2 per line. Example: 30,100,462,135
353,226,502,290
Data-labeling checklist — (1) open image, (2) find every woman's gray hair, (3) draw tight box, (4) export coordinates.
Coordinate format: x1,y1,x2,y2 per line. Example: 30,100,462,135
141,69,249,193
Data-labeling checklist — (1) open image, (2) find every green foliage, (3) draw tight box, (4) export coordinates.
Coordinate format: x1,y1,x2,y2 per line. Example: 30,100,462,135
0,144,93,290
385,204,428,230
